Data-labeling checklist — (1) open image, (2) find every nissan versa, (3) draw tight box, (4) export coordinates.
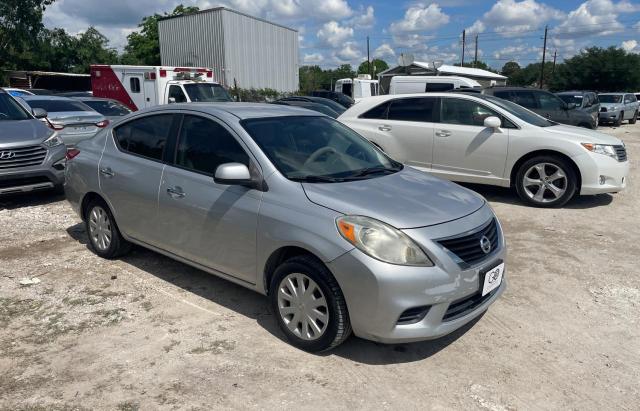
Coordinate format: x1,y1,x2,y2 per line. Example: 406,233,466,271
65,103,506,352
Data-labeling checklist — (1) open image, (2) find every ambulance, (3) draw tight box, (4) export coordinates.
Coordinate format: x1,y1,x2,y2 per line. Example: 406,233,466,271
90,65,232,111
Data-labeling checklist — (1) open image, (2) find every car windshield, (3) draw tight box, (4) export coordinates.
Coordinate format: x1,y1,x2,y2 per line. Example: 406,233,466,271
25,99,92,112
82,100,131,116
241,116,402,182
558,94,583,105
0,93,32,121
598,94,622,103
183,84,232,102
480,94,555,127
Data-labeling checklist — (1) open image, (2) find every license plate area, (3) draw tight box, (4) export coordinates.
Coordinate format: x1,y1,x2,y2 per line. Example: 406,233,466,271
480,259,504,296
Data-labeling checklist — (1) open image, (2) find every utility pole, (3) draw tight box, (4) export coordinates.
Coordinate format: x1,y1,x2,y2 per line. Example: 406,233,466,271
539,25,548,89
473,34,478,68
552,49,557,74
461,30,466,66
366,36,371,77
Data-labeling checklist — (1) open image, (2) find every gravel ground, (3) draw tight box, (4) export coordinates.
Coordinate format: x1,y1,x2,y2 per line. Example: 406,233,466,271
1,124,638,410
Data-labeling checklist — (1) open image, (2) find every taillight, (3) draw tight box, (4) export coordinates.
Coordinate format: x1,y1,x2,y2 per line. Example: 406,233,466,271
95,119,109,128
66,148,80,161
206,71,213,78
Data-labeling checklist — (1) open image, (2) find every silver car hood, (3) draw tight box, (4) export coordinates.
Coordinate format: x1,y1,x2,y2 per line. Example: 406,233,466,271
0,119,53,146
46,111,105,124
302,167,485,229
543,124,623,145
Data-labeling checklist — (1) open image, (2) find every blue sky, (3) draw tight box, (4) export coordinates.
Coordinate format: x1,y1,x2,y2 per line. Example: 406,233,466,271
43,0,640,70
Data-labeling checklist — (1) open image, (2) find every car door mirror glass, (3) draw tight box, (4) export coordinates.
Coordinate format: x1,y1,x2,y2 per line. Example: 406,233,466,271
32,108,48,119
483,116,502,129
168,97,176,104
214,162,253,186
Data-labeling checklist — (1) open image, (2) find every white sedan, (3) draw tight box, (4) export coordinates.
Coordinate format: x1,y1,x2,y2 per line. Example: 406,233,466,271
339,92,629,207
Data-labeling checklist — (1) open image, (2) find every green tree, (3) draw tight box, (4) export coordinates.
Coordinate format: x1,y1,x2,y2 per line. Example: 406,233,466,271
507,61,554,87
357,59,389,76
299,65,325,93
500,61,521,78
122,5,199,65
73,27,118,72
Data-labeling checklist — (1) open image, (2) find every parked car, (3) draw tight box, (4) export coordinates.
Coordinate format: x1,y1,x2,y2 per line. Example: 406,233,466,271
72,97,132,122
19,96,108,146
339,93,628,207
2,88,34,97
389,76,482,94
271,100,340,118
65,103,506,351
56,91,94,97
556,91,600,127
275,96,346,115
310,90,354,108
482,87,597,129
25,88,53,95
0,89,66,195
597,93,638,126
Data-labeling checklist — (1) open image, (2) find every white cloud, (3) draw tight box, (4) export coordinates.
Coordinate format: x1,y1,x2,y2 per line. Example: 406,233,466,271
554,0,632,38
303,52,324,63
466,0,564,36
351,5,375,29
622,39,639,52
374,43,396,59
389,3,450,33
317,21,354,47
336,41,362,61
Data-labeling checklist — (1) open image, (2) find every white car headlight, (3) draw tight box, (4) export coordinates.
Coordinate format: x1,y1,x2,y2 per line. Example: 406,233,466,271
42,132,63,148
336,215,433,266
581,143,617,160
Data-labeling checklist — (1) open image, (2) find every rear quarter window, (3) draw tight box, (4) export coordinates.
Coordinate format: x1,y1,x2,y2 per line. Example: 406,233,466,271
360,102,390,119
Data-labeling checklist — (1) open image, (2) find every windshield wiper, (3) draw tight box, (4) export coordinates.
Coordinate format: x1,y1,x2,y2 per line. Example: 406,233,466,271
290,175,344,183
346,166,401,179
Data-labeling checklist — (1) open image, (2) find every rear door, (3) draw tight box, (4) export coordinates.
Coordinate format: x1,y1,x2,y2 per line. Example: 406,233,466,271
156,113,262,284
624,94,637,118
99,113,179,245
123,74,145,110
431,97,509,185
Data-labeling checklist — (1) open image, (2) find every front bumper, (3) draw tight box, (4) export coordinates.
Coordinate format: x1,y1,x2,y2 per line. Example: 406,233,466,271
598,111,620,123
0,145,66,195
573,152,629,195
327,204,506,344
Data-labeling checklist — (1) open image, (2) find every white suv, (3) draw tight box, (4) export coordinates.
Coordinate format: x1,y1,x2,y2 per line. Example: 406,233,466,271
339,93,629,207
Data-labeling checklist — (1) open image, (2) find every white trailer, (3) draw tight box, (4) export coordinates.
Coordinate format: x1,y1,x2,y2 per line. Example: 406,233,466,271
335,75,379,101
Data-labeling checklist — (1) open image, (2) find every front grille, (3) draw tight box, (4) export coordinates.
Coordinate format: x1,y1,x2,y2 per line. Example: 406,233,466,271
0,145,47,169
614,145,627,162
443,289,497,322
0,176,51,189
600,107,607,112
437,219,499,267
397,306,430,325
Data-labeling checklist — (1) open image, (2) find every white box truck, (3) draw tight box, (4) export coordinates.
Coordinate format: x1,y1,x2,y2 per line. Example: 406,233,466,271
90,65,232,111
389,76,482,94
335,75,379,101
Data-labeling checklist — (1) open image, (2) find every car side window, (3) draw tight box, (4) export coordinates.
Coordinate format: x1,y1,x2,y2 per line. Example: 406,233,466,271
425,82,454,92
440,98,502,127
168,85,187,103
387,97,437,122
360,102,390,119
130,78,141,93
536,92,564,110
113,114,175,161
175,115,250,176
510,91,538,109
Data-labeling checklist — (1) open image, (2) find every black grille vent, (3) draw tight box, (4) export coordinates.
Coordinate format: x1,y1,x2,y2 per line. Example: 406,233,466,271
443,289,497,322
614,145,627,162
438,219,499,267
0,145,47,169
600,107,607,112
397,306,430,325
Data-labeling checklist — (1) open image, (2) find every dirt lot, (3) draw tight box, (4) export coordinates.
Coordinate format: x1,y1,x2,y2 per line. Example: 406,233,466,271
1,124,639,410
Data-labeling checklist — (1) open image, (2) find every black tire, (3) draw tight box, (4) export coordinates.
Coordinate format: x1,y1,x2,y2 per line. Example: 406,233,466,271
630,110,638,124
269,255,351,352
577,122,591,129
615,112,623,127
84,198,131,259
515,155,577,208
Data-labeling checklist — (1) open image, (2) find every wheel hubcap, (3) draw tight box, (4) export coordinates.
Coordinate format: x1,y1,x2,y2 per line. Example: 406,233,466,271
277,273,329,341
523,163,568,203
88,206,112,251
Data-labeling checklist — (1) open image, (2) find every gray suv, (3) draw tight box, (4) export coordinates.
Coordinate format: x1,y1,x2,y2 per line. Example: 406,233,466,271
65,103,506,351
598,93,638,126
483,87,597,129
0,89,66,195
556,91,600,127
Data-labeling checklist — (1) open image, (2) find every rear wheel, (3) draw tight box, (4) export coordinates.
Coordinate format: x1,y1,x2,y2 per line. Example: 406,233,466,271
85,199,131,259
630,110,638,124
515,156,577,208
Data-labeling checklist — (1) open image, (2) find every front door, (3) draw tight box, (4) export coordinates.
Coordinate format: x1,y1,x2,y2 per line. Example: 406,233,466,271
156,114,262,284
431,97,509,185
534,91,570,124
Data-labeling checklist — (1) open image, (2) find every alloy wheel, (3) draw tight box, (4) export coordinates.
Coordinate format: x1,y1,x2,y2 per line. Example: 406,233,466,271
522,162,568,204
88,206,112,251
277,273,329,341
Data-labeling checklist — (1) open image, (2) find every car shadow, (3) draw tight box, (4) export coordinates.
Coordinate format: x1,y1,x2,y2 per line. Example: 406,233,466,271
458,183,614,209
0,191,65,210
66,223,480,364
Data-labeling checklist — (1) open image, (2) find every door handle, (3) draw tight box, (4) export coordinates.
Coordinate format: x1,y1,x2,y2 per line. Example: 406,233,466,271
378,125,392,131
166,186,185,198
99,167,114,178
435,130,451,137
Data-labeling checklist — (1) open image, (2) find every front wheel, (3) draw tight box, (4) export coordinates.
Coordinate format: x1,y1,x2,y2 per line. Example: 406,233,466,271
270,255,351,352
515,156,577,208
630,110,638,124
615,113,623,127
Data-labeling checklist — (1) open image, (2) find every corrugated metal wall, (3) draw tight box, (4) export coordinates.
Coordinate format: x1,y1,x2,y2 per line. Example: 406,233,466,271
158,8,299,92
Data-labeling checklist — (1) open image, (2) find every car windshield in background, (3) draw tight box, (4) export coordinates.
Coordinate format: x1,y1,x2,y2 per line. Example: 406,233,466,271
82,100,131,116
0,94,32,121
184,84,232,102
598,95,623,103
479,94,555,127
241,116,401,182
25,99,92,112
558,95,583,105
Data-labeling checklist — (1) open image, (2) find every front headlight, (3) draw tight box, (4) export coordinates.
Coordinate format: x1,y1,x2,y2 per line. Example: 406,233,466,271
581,143,617,159
42,132,63,148
336,215,433,266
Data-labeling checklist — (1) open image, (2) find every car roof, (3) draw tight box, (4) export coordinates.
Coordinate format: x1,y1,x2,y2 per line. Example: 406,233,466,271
72,96,118,102
598,92,624,95
21,95,75,101
142,102,322,120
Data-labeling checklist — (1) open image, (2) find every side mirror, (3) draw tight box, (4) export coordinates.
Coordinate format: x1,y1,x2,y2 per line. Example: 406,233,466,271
484,116,502,130
214,163,254,187
168,97,176,104
32,108,48,119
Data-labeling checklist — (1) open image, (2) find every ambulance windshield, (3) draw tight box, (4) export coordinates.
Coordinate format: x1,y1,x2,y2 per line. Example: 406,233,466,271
183,83,233,102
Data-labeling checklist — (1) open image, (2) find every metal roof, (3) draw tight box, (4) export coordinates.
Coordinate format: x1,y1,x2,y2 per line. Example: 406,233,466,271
158,7,297,32
379,62,507,80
